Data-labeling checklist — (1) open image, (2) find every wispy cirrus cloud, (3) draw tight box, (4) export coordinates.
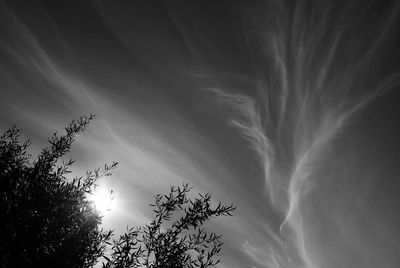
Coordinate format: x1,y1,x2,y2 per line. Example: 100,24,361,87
207,1,400,267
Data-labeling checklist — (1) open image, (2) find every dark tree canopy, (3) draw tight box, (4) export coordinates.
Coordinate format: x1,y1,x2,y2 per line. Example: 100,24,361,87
0,116,235,268
0,115,113,268
103,184,235,268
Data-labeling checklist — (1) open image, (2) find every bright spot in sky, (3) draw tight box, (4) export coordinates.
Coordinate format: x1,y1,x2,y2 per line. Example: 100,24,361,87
89,187,116,215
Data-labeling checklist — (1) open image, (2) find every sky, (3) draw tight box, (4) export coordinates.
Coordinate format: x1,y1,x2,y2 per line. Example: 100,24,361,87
1,0,400,267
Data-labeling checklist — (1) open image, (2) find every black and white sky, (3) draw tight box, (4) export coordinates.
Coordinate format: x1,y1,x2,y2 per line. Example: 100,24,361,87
1,1,400,267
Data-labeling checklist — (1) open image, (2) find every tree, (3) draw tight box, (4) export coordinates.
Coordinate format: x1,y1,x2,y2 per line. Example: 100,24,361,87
0,116,235,268
0,115,113,268
102,183,235,268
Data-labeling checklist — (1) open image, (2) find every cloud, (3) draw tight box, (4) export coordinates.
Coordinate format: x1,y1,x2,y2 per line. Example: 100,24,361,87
208,1,400,267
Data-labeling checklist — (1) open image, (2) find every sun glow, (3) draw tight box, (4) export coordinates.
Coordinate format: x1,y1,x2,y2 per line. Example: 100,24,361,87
90,187,116,215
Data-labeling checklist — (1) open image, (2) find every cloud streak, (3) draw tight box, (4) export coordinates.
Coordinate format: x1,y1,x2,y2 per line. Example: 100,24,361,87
210,1,400,267
0,1,242,242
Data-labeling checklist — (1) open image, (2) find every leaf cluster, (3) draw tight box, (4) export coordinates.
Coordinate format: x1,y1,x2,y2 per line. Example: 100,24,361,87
103,184,235,268
0,115,114,268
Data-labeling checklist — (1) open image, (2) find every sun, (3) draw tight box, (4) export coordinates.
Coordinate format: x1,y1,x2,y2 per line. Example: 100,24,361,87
90,187,116,215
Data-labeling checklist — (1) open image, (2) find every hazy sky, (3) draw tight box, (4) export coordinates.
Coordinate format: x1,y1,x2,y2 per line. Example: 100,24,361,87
1,1,400,267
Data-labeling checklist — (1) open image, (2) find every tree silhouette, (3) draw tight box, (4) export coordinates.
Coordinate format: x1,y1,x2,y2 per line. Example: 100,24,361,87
102,183,235,268
0,116,235,268
0,115,113,268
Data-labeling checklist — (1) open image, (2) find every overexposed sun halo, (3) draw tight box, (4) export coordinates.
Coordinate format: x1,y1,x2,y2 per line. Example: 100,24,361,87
90,187,117,215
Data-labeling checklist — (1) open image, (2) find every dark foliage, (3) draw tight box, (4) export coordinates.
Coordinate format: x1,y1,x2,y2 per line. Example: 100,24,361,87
0,116,235,268
0,115,114,268
102,184,235,268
